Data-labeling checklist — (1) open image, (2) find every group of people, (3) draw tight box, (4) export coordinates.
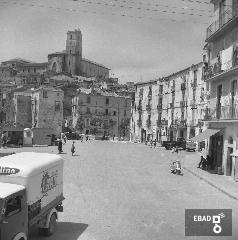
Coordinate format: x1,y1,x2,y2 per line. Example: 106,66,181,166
57,139,76,156
145,139,157,148
197,155,212,170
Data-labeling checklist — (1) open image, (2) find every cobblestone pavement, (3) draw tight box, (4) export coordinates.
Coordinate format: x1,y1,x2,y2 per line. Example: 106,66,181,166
1,141,237,240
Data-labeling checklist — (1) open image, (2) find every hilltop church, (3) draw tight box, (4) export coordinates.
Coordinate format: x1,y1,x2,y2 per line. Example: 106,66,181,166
48,29,110,79
0,29,110,83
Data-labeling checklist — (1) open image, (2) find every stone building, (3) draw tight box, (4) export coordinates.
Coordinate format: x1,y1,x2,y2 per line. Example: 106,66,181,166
0,58,47,85
13,87,64,135
72,90,131,139
131,63,207,143
48,29,110,79
198,0,238,177
131,80,159,142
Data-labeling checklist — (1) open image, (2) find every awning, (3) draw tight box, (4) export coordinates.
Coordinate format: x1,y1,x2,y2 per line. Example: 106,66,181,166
190,128,222,142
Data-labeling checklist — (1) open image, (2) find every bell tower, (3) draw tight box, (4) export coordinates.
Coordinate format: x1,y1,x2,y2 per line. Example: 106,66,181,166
65,29,82,75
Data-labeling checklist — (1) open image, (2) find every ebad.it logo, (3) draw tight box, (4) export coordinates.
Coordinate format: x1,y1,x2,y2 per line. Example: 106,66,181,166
185,209,232,236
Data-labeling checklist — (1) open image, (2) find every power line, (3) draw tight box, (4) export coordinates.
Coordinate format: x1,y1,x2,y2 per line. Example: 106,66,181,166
75,0,213,17
0,1,210,24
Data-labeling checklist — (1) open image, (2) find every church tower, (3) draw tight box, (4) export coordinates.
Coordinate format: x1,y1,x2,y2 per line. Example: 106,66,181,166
65,29,82,75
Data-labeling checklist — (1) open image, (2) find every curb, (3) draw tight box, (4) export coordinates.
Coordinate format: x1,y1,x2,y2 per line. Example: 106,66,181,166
183,166,238,202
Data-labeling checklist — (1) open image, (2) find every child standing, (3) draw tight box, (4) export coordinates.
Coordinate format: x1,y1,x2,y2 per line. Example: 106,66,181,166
71,141,75,156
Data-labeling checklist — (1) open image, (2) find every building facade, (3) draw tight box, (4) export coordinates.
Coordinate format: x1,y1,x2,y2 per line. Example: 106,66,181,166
13,87,64,135
131,80,159,142
131,63,207,144
72,91,131,139
202,0,238,177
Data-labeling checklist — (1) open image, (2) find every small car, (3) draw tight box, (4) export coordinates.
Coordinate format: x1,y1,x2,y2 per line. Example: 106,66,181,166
186,140,196,152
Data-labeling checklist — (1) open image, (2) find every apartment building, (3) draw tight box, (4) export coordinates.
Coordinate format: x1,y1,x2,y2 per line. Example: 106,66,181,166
72,90,131,139
131,63,207,144
200,0,238,177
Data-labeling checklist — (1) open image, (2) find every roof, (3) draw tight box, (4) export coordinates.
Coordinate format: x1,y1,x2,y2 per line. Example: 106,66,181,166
0,182,25,198
190,128,222,142
82,58,110,70
2,58,32,64
135,79,158,86
0,152,63,178
48,51,66,57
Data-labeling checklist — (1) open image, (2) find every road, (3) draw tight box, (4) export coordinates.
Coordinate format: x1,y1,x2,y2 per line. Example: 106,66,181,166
3,141,237,240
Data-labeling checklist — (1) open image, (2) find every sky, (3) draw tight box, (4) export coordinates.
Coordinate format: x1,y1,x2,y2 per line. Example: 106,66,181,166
0,0,213,83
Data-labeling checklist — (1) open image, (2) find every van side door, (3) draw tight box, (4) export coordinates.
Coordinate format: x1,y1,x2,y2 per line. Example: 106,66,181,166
2,191,28,240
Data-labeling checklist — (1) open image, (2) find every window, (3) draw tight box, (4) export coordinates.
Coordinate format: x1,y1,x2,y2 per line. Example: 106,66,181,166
34,68,36,73
86,107,91,114
87,96,91,104
70,50,72,54
28,68,30,73
43,91,48,98
106,98,109,105
5,196,21,217
124,110,126,116
69,61,70,66
55,101,61,111
113,111,117,116
105,109,108,115
70,35,72,40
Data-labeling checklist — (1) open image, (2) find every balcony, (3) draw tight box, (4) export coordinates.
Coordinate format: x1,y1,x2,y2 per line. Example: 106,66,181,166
146,104,152,112
146,118,151,128
137,119,142,127
157,119,168,126
191,82,197,89
177,119,187,127
169,103,174,108
181,83,186,90
203,51,238,81
137,105,142,112
190,100,197,109
157,104,163,111
180,101,186,108
204,104,238,121
171,86,175,93
206,7,238,41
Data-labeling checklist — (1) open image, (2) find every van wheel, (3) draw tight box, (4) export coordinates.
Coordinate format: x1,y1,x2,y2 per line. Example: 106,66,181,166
39,213,57,236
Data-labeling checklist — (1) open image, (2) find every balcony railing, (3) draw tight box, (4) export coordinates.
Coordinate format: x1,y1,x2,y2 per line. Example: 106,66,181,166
137,119,142,127
169,103,174,108
146,104,152,112
137,105,142,112
190,100,197,109
203,50,238,81
157,119,168,126
191,82,197,89
206,8,233,39
180,83,186,91
205,103,238,121
146,118,151,128
157,104,163,111
180,101,186,108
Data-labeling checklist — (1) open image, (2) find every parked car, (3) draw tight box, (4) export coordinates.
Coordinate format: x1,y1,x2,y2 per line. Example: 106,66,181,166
162,138,186,150
64,132,80,140
186,140,196,152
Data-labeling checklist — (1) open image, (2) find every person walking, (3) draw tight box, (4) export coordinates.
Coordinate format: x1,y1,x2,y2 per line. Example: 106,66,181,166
71,141,75,156
58,139,63,153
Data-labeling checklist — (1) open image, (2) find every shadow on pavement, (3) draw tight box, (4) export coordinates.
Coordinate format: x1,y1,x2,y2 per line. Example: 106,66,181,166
29,222,88,240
